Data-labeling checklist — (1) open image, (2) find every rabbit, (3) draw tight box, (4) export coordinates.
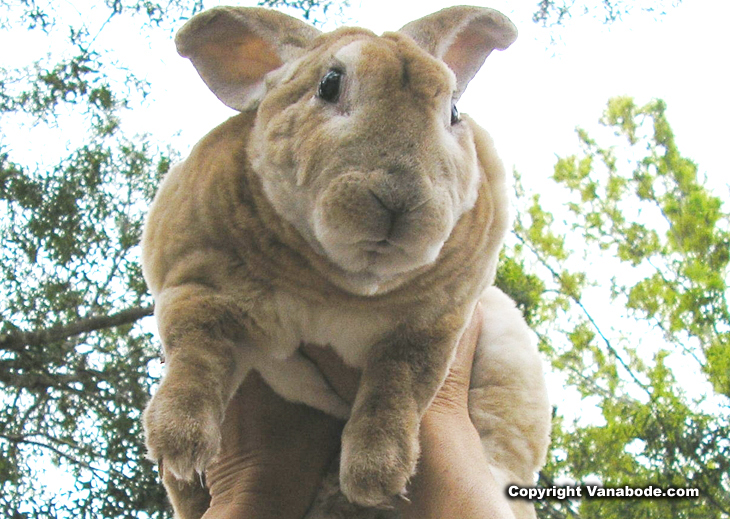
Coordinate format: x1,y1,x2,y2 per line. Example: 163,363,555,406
141,5,551,519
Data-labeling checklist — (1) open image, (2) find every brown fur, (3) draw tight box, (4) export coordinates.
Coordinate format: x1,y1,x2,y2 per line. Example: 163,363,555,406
142,6,550,518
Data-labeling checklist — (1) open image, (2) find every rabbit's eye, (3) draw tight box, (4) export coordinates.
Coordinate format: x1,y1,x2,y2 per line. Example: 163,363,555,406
451,104,461,125
318,69,343,103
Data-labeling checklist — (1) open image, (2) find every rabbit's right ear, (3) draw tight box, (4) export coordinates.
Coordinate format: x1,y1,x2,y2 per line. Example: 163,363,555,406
175,7,321,111
400,6,517,101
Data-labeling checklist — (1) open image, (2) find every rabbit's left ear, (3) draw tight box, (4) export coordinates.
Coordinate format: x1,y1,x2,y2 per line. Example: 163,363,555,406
400,6,517,100
175,7,321,111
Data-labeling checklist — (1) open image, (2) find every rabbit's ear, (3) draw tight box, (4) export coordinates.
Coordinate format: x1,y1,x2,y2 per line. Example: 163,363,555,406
176,7,321,111
400,6,517,100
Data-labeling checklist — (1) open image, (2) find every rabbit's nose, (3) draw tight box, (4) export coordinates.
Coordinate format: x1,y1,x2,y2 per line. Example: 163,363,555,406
369,190,403,236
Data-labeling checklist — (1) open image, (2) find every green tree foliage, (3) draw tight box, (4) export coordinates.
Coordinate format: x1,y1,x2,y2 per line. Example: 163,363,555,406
496,97,729,518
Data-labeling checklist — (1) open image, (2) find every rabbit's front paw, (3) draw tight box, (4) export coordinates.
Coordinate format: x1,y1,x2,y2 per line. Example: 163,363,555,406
143,384,223,481
339,413,420,508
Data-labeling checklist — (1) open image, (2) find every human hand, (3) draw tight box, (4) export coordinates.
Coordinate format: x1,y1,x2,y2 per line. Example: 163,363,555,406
199,371,344,519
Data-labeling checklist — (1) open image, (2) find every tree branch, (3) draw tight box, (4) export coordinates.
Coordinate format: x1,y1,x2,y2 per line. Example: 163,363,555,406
512,229,652,395
0,432,127,482
0,304,154,350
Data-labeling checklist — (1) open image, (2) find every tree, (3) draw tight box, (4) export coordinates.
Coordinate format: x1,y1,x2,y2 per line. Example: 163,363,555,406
496,97,730,518
532,0,681,26
2,1,715,518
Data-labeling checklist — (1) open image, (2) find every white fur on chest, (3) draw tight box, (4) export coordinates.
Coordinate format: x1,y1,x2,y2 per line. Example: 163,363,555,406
266,292,395,367
249,292,395,419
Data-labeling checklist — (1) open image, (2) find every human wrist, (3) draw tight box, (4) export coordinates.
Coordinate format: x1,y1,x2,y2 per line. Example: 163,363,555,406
421,399,474,432
418,410,484,471
400,413,516,519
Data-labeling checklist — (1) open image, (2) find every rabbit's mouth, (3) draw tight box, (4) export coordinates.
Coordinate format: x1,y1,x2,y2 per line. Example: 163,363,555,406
323,230,445,280
360,239,408,267
361,239,395,254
